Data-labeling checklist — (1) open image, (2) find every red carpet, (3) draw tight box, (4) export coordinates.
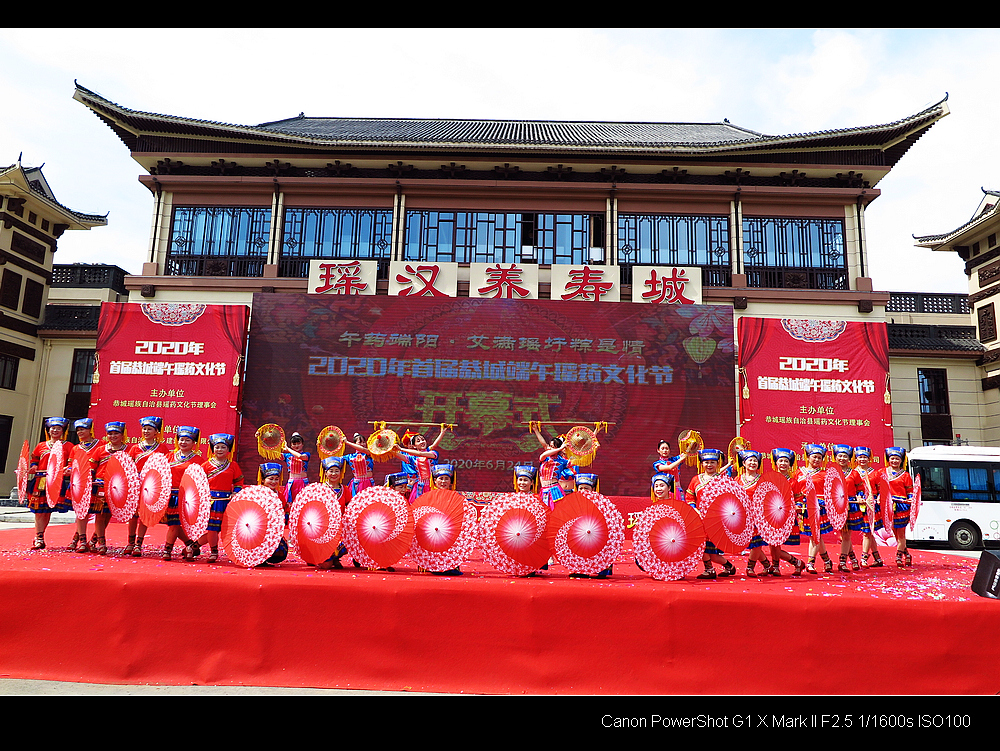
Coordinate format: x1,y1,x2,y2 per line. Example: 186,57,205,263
0,519,996,695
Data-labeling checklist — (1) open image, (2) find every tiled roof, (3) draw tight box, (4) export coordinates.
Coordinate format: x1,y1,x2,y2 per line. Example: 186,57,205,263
915,188,1000,245
887,324,984,353
73,82,950,163
39,305,100,331
0,162,107,225
255,116,766,147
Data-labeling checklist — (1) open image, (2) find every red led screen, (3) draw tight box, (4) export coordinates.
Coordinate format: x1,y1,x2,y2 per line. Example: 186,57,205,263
240,294,736,496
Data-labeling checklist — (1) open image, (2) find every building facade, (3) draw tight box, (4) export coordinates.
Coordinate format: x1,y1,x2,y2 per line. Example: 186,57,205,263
915,191,1000,446
0,161,106,495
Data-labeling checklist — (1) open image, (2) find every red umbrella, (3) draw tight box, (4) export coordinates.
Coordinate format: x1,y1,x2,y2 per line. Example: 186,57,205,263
806,481,821,540
221,486,285,568
45,440,66,508
753,471,796,546
910,473,922,530
478,492,550,575
341,485,414,570
179,463,212,541
105,452,140,523
15,440,29,503
824,466,849,531
409,488,477,573
632,498,706,580
288,483,343,566
544,490,624,576
69,456,93,520
138,452,172,528
697,475,752,554
880,480,894,533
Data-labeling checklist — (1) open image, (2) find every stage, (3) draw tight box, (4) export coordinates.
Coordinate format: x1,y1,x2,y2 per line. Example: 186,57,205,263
0,519,996,695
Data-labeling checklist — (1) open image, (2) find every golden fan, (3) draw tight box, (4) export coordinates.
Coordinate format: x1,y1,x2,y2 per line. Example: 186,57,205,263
677,429,703,467
317,425,346,458
367,428,399,463
564,425,601,467
728,436,752,469
255,423,286,460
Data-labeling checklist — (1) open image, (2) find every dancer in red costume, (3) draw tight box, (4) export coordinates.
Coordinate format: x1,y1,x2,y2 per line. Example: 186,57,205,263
848,446,885,567
281,432,311,506
766,448,806,577
737,449,770,577
191,433,244,563
685,448,737,580
88,421,129,555
396,424,447,503
531,424,570,511
162,426,202,562
652,439,685,502
257,462,289,567
341,432,377,499
831,444,862,572
67,418,102,552
884,447,915,567
316,456,351,570
794,444,834,574
513,464,537,494
125,416,171,557
26,417,71,550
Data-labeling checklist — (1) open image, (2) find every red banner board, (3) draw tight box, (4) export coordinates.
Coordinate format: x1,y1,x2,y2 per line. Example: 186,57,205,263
89,303,249,448
240,294,737,496
737,317,893,459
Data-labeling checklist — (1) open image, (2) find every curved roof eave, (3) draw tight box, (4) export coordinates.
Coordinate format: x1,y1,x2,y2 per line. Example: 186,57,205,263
73,82,949,163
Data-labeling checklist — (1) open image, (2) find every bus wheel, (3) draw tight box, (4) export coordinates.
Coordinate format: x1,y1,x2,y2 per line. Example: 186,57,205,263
948,521,980,551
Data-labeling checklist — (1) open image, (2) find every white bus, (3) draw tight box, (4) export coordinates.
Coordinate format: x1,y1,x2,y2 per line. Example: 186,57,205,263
907,445,1000,550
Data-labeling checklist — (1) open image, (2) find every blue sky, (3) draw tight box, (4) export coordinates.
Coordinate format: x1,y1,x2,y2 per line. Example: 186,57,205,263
1,28,993,294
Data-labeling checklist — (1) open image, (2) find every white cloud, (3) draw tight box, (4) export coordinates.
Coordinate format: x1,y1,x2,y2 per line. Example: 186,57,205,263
2,28,996,290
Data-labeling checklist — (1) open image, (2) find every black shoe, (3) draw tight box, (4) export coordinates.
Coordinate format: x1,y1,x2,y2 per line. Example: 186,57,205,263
433,568,462,576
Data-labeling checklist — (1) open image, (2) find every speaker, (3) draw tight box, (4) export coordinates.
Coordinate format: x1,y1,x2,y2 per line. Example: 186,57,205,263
971,550,1000,599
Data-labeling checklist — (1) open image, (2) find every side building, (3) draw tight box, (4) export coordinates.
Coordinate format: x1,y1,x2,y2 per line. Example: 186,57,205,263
915,191,1000,446
0,161,106,497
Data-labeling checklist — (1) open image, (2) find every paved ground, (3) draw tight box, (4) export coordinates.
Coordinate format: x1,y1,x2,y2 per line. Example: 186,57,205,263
0,678,433,695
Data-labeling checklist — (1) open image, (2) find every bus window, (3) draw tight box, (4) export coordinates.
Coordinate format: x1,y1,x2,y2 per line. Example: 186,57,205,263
950,465,991,502
918,465,948,501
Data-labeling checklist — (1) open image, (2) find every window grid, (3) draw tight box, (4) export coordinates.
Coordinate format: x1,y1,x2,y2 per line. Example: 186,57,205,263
167,207,271,276
743,217,846,289
0,354,17,391
70,350,96,393
404,211,595,265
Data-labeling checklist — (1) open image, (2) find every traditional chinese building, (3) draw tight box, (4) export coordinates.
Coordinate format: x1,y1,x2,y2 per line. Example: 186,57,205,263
49,83,991,471
914,191,1000,445
0,160,107,495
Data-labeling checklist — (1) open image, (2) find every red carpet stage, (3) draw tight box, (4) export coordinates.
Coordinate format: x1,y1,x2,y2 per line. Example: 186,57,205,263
1,519,996,695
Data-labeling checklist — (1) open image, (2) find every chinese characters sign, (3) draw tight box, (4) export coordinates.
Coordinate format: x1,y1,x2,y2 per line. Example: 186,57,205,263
89,303,249,447
550,264,619,302
471,263,538,299
307,260,378,295
242,294,736,495
389,261,459,297
737,317,893,458
632,266,702,305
